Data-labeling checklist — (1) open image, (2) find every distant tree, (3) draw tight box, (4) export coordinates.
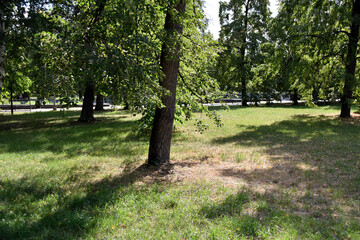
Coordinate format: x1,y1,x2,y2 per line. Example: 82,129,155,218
218,0,270,106
71,0,166,122
274,0,360,117
76,0,107,122
0,0,49,108
0,6,4,95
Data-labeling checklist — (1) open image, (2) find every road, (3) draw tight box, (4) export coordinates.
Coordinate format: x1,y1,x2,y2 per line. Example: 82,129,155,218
0,100,300,113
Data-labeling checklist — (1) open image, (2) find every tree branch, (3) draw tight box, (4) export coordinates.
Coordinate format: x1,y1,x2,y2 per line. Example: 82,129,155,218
334,30,350,36
178,70,206,102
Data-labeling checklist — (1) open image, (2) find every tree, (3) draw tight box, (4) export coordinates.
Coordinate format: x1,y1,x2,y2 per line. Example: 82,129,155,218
148,0,186,165
218,0,270,106
0,0,50,102
70,0,165,121
0,6,4,95
275,0,360,117
341,0,360,117
32,29,75,110
77,0,107,122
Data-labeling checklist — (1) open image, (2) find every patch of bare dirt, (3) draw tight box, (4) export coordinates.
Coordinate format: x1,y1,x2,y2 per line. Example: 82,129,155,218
113,150,359,221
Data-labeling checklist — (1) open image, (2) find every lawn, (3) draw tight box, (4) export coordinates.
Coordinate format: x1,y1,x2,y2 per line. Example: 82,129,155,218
0,105,359,239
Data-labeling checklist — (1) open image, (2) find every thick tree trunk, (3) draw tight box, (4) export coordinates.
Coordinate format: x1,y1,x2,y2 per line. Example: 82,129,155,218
0,8,5,95
340,0,360,118
148,0,185,166
240,1,249,107
78,83,95,122
95,93,104,111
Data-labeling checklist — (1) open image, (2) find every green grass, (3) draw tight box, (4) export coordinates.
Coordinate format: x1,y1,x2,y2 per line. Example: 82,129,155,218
0,104,359,239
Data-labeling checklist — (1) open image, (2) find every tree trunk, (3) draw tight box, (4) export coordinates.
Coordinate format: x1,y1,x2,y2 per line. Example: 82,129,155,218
312,85,319,105
340,0,360,118
10,84,13,115
78,90,83,101
0,8,5,95
78,0,105,121
240,0,249,107
78,83,95,122
148,0,185,166
292,89,298,106
95,93,104,111
35,99,41,108
123,101,129,110
52,95,57,111
241,80,247,106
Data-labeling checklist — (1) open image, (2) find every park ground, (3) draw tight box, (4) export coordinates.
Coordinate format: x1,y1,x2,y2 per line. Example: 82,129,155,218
0,104,359,239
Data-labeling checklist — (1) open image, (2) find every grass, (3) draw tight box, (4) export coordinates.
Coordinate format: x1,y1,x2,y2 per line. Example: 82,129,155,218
0,104,359,239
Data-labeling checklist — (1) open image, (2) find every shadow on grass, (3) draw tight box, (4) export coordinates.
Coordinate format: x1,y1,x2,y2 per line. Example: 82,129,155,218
210,114,360,237
0,111,148,159
207,102,345,112
213,114,360,193
0,162,174,239
0,111,179,239
199,188,359,239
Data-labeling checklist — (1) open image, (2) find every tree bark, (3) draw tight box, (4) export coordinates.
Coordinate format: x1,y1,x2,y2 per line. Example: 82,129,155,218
240,0,249,107
95,93,104,111
292,88,298,106
340,0,360,118
148,0,185,166
78,83,95,122
0,7,5,95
